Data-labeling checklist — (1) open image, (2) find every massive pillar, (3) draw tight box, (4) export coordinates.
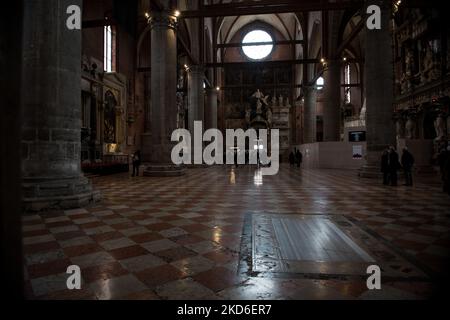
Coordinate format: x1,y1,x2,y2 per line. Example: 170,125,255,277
143,11,185,176
1,0,24,298
188,65,205,131
303,87,318,144
359,0,395,177
21,0,98,211
322,60,341,141
205,88,218,130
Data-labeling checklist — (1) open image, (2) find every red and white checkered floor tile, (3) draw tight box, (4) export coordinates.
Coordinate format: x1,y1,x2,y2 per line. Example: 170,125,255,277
22,165,450,300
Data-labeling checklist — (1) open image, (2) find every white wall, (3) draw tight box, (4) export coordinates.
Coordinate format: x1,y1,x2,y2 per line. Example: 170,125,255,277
295,141,367,169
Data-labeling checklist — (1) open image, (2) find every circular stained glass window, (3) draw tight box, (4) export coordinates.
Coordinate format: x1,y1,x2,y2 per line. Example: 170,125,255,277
242,30,274,60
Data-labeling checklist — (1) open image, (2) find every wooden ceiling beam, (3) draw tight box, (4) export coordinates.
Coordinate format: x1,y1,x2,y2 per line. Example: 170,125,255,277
335,16,365,57
217,39,304,48
206,59,320,68
206,57,361,68
180,0,364,18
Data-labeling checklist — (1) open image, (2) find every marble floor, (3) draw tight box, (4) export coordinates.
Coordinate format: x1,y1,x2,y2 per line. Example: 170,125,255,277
22,165,450,300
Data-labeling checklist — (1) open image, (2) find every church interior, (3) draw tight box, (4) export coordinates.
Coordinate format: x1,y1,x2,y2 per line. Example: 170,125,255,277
2,0,450,301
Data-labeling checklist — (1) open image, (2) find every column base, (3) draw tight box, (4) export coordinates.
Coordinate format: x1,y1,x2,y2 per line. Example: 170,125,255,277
143,164,186,177
22,176,100,212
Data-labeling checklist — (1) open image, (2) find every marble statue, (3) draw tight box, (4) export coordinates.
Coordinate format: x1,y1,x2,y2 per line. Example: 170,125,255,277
421,45,439,83
405,48,414,77
359,99,366,121
252,89,264,99
395,118,405,139
260,94,269,106
278,95,284,107
266,107,273,126
256,99,263,114
434,114,446,141
251,89,269,117
271,96,276,106
405,116,417,139
245,109,251,124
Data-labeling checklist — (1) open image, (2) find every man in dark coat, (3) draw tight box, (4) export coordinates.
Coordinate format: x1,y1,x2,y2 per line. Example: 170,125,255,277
289,151,295,167
401,147,415,186
388,146,400,186
295,150,303,168
381,149,389,185
131,150,141,177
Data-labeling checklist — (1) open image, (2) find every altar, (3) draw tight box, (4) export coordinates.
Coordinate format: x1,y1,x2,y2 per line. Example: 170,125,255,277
225,89,291,158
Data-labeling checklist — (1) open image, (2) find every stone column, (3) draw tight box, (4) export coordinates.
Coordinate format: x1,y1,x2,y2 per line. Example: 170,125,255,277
359,0,395,177
21,0,98,210
205,88,218,130
1,0,24,297
188,65,205,132
143,11,185,176
322,59,341,141
447,115,450,140
303,87,318,144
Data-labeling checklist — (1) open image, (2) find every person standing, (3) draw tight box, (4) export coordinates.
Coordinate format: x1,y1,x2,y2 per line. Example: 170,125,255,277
295,149,303,168
289,151,295,167
388,146,400,186
381,149,390,185
401,147,415,186
131,150,141,177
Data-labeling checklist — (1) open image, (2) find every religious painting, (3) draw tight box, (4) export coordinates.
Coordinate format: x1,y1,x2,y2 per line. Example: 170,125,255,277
104,90,117,143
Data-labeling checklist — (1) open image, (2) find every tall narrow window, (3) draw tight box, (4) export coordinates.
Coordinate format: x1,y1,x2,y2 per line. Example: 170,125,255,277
104,25,115,72
344,64,351,104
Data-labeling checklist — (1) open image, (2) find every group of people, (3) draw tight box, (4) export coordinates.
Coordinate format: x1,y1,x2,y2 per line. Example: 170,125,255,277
438,146,450,195
289,148,303,168
381,146,415,186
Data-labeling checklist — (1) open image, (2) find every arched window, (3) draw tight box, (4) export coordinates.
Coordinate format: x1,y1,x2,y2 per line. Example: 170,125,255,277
316,77,324,90
344,64,351,104
104,25,116,72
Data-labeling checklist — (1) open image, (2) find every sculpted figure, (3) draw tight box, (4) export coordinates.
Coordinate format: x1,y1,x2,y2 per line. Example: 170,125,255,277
395,118,405,139
245,109,251,124
256,99,263,114
405,116,416,139
434,114,446,141
266,107,273,126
